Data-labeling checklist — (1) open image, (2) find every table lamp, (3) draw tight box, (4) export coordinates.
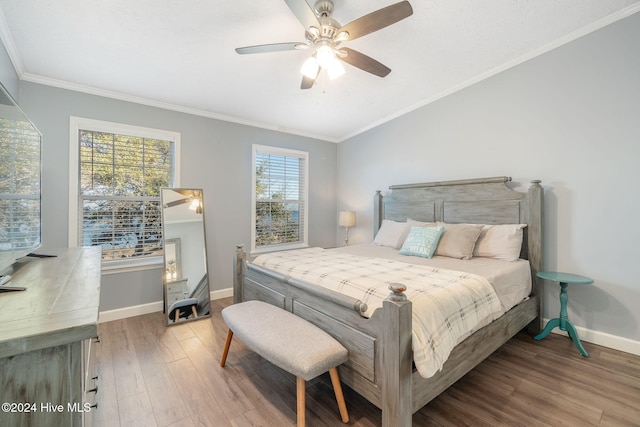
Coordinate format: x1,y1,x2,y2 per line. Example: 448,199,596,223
338,210,356,246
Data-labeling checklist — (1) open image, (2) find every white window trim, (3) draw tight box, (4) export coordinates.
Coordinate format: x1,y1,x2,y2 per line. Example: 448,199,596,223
68,116,181,273
251,144,309,255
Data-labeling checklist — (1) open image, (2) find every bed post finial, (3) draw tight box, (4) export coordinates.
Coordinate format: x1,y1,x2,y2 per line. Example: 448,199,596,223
387,283,407,302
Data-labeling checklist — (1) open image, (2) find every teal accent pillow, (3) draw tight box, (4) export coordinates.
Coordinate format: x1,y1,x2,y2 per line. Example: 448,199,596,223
399,226,445,258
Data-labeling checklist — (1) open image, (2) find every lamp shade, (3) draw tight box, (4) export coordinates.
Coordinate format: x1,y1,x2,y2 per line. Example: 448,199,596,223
338,210,356,228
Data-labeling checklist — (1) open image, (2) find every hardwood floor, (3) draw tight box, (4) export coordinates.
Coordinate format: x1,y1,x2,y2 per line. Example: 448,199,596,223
92,298,640,426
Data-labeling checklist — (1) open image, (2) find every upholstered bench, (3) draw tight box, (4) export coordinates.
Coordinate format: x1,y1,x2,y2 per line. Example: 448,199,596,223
168,297,198,322
220,300,349,427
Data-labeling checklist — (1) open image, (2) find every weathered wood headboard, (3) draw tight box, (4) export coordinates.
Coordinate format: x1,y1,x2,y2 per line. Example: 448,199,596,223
373,176,544,328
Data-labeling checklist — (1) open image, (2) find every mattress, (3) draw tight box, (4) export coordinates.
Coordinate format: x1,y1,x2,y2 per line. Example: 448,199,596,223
331,243,532,311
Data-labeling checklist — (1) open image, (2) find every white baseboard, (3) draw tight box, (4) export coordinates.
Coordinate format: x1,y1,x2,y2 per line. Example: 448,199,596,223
543,317,640,356
98,287,234,323
210,287,234,300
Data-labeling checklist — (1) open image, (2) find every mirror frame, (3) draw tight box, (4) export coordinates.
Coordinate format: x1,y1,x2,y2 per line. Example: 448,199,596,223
161,188,211,326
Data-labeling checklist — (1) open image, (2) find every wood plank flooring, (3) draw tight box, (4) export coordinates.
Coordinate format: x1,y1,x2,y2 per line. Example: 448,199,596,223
92,298,640,426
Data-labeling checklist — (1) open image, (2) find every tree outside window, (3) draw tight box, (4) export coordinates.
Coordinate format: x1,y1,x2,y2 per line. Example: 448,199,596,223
70,117,180,269
252,145,308,253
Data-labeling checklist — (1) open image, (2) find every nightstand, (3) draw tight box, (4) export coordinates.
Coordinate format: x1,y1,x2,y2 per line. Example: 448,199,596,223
534,271,593,357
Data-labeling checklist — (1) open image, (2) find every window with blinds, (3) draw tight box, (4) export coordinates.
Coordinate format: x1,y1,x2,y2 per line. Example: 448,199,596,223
71,118,179,266
0,115,41,253
252,145,308,252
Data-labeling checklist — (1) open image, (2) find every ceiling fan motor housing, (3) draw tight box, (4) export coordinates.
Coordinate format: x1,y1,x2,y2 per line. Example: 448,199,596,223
318,17,340,39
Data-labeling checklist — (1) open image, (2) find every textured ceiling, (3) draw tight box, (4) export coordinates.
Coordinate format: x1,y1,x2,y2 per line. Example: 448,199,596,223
1,0,639,142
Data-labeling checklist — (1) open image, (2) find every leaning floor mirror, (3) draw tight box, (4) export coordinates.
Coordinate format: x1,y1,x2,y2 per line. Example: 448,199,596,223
161,188,211,325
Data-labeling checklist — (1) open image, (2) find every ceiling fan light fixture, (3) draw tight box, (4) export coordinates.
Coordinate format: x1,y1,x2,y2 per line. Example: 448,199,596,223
316,44,336,68
308,27,321,38
301,56,320,78
335,31,350,42
328,59,345,80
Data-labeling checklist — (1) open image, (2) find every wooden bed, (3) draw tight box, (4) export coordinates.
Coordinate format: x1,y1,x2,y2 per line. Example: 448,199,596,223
233,176,543,426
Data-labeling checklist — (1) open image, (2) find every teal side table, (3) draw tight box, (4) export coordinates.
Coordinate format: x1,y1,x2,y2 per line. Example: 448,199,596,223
534,271,593,357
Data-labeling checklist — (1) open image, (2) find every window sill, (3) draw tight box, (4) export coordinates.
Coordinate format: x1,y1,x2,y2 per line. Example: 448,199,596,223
101,256,163,275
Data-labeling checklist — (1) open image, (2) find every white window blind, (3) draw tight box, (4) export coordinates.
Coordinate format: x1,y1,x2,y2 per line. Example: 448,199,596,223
0,115,41,252
72,120,178,266
252,145,308,252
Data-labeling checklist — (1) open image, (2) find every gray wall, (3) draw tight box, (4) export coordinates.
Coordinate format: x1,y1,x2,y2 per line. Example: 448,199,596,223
338,13,640,343
16,82,338,311
0,37,18,101
3,11,639,346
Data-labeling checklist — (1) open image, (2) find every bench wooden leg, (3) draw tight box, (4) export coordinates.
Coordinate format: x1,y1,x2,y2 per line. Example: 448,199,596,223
297,377,305,427
220,330,233,367
191,305,198,318
174,309,180,323
329,367,349,423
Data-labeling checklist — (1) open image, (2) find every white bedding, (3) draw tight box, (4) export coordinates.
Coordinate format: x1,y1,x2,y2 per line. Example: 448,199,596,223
332,243,532,311
252,246,519,378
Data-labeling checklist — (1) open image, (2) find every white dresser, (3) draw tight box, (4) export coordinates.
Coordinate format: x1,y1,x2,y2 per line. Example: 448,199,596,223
0,247,101,427
165,277,189,307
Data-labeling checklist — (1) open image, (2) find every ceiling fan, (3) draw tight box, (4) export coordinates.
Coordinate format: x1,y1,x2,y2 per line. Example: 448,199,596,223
163,190,203,214
235,0,413,89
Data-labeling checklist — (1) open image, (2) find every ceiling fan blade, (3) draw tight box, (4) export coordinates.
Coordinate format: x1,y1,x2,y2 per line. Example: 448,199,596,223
338,48,391,77
301,75,315,89
301,69,319,89
236,42,306,55
164,198,190,208
338,1,413,41
284,0,321,30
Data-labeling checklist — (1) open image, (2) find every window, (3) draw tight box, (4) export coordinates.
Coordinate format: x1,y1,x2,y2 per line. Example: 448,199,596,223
0,109,41,263
69,117,180,271
252,145,308,253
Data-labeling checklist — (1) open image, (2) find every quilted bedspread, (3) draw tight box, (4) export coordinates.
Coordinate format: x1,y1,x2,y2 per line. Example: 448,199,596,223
253,247,504,378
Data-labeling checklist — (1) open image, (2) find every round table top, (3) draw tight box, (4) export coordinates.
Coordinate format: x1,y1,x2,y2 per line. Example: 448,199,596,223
537,271,593,284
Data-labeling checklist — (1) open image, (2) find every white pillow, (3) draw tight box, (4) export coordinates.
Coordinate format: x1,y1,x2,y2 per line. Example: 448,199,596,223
434,222,484,260
473,224,526,261
374,220,410,248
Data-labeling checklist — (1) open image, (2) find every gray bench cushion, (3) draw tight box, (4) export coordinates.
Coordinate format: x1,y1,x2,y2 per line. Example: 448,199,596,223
222,300,348,381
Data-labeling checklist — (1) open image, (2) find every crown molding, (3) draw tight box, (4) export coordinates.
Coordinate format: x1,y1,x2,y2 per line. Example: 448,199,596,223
20,72,339,143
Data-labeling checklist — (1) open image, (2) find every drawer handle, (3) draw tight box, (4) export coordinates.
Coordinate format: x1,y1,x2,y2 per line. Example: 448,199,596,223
91,403,98,409
87,386,98,395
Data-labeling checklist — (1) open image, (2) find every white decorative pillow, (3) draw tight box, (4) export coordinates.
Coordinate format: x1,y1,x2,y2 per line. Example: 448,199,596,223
374,220,410,248
473,224,527,261
434,223,484,259
399,226,445,258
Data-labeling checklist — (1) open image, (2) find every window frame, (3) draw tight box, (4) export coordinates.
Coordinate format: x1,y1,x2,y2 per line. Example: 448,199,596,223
68,116,180,274
251,144,309,255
